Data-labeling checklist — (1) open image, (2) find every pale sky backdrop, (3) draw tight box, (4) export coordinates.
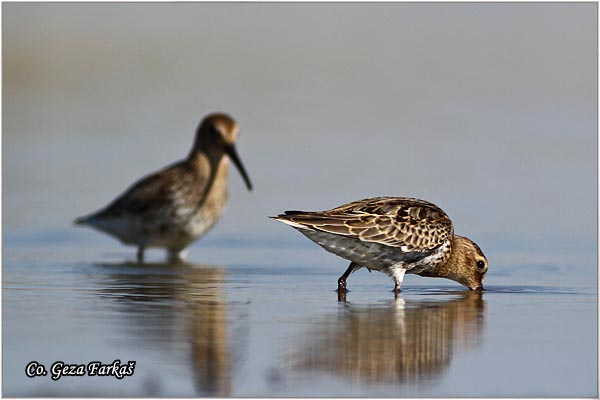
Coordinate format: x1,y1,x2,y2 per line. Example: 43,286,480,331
3,3,597,266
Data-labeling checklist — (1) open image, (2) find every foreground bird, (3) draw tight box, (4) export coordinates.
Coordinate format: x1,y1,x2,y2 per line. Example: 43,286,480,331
272,197,487,292
75,113,252,263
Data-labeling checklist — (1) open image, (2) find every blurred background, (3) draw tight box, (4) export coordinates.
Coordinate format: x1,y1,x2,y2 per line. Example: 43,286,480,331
4,3,596,249
3,2,597,397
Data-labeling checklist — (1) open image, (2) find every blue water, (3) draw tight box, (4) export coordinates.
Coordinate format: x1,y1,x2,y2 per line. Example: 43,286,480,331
3,228,597,397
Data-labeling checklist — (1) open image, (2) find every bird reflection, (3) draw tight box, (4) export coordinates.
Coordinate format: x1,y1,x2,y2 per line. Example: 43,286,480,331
289,291,485,386
91,262,245,397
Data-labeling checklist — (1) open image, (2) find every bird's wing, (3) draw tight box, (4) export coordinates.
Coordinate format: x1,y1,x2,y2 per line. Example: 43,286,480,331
274,197,453,251
90,161,206,219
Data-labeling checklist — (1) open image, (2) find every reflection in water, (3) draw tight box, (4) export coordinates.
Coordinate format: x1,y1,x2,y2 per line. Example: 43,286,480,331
290,292,485,386
92,262,245,397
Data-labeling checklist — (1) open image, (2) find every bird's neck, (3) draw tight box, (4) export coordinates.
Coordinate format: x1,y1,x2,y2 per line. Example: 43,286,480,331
436,236,468,279
187,145,226,170
185,149,230,205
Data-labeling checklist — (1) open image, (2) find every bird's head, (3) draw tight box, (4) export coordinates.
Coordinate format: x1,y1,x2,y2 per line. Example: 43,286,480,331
193,113,252,191
445,236,488,291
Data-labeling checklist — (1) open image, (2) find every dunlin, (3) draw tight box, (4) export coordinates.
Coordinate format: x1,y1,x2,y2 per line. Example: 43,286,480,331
272,196,487,292
75,113,252,263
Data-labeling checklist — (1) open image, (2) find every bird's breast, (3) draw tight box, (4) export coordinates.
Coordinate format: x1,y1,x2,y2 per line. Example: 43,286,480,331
405,240,452,276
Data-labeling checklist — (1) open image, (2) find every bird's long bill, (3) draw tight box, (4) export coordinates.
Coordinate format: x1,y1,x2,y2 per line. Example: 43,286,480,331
225,145,253,191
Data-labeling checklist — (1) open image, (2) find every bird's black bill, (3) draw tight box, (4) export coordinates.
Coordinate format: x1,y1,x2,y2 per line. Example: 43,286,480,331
225,145,253,191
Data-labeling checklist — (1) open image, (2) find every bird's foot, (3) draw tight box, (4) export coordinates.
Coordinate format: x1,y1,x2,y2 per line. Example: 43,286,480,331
136,247,145,265
336,277,349,293
167,248,188,264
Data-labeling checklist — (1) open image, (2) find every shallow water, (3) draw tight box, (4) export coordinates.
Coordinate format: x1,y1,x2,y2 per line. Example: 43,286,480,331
4,234,597,397
3,2,598,397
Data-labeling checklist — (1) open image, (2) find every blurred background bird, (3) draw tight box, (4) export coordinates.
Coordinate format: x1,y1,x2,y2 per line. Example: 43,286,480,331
75,113,252,263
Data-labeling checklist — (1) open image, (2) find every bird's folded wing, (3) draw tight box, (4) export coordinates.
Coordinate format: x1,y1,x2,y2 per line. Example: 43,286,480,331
96,163,205,218
277,197,453,251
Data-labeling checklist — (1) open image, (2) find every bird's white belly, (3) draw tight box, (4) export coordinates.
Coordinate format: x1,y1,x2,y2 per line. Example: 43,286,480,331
143,202,227,248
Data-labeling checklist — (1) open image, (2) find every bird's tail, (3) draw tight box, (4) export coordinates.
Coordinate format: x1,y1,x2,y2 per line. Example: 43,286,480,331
73,215,91,225
269,211,314,230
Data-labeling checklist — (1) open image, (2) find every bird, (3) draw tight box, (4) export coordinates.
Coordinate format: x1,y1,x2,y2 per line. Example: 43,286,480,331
271,196,488,292
75,113,252,263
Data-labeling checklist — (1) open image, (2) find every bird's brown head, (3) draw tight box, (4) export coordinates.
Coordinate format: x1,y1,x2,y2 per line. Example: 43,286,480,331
443,236,488,291
193,113,252,191
197,113,239,147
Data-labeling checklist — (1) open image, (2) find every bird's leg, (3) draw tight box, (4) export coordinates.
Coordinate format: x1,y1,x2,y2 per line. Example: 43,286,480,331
137,246,145,264
392,268,406,293
167,247,188,264
337,262,360,293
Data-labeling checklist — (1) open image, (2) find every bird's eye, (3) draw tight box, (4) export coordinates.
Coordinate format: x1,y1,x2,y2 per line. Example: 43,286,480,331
476,260,485,269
